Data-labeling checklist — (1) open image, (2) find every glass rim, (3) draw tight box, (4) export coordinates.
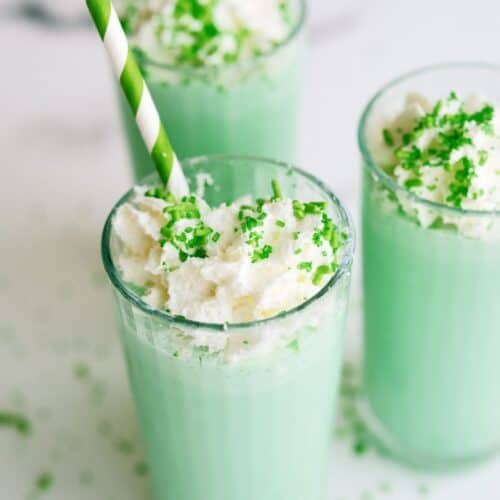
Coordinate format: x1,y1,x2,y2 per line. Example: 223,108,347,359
136,0,307,76
358,61,500,219
101,154,355,332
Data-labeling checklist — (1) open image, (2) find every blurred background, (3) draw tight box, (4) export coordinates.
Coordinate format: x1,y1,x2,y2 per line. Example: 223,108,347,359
1,0,500,498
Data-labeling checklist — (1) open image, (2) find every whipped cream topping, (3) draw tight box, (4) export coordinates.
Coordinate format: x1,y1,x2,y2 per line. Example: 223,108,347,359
370,92,500,237
118,0,292,68
113,184,346,324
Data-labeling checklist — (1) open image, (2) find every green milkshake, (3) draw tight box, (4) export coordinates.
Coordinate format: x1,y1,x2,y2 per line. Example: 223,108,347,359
359,64,500,468
102,156,354,500
116,0,306,181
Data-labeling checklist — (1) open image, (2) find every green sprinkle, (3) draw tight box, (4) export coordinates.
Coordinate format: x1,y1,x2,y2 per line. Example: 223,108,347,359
312,265,331,286
74,362,90,381
297,261,312,272
117,439,134,455
275,220,285,228
304,201,327,215
353,440,367,455
0,411,32,436
212,232,221,242
447,156,476,207
35,472,54,492
251,244,273,263
287,339,300,352
383,128,395,147
293,231,300,240
145,186,175,203
478,149,488,166
134,461,149,476
312,231,322,247
404,178,423,190
294,248,302,255
193,248,207,259
271,179,283,200
292,200,305,220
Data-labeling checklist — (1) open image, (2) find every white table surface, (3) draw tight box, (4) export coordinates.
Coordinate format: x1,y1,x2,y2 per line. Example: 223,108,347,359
1,0,500,498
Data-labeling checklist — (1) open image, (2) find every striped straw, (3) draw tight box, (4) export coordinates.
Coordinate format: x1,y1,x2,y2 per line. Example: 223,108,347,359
86,0,189,198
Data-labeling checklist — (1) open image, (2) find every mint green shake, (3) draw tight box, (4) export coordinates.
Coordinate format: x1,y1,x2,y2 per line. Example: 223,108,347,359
117,0,305,181
102,156,354,499
359,65,500,468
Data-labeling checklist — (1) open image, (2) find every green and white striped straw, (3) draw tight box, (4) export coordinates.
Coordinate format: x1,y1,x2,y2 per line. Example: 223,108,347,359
86,0,189,198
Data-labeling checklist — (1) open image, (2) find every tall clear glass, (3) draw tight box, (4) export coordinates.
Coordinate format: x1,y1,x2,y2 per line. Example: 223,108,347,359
118,0,306,181
102,156,354,500
359,64,500,469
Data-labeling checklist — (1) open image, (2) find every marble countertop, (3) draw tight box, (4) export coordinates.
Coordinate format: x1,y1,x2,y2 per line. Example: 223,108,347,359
1,0,500,498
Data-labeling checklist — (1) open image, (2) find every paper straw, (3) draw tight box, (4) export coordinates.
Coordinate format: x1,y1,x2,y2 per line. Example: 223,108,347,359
86,0,189,197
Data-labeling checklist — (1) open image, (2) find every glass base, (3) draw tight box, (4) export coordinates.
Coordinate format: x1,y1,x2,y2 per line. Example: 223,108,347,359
357,395,499,473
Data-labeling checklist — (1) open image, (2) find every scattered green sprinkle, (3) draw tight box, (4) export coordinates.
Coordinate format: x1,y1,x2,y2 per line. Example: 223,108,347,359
74,362,90,380
287,339,299,352
385,92,496,208
134,461,149,476
353,440,367,455
275,219,285,228
35,472,54,493
271,179,283,200
478,149,489,166
117,439,134,455
251,244,273,263
122,0,292,68
383,128,395,147
304,201,327,214
404,178,423,190
312,265,331,286
293,200,306,219
297,261,312,272
0,411,31,436
145,186,175,203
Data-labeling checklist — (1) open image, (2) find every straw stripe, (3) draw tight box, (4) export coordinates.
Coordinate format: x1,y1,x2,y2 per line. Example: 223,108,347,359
87,0,110,40
120,51,144,114
152,128,175,181
103,7,128,75
86,0,188,197
136,86,160,151
168,157,188,196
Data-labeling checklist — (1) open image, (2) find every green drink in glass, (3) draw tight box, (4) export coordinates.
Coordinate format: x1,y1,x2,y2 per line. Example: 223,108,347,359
102,156,354,500
117,0,306,181
359,64,500,469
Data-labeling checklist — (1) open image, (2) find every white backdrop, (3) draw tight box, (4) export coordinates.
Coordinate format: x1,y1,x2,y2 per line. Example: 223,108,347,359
1,1,500,498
